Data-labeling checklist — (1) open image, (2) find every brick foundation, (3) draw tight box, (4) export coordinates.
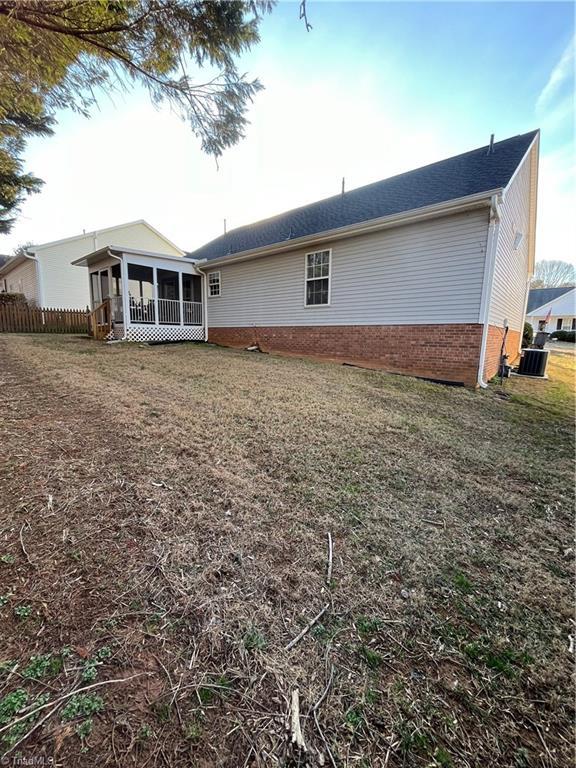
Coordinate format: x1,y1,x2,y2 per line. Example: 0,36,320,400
208,324,485,386
483,325,521,381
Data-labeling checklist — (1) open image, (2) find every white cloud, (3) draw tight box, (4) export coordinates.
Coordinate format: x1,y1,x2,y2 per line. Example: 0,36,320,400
536,38,575,112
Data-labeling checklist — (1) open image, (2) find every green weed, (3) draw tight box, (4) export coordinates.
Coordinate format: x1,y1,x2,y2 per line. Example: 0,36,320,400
61,694,104,721
358,645,384,670
243,627,267,651
14,605,32,620
23,653,63,680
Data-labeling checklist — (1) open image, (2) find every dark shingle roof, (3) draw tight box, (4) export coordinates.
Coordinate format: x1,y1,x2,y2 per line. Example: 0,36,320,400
187,130,538,262
527,286,574,313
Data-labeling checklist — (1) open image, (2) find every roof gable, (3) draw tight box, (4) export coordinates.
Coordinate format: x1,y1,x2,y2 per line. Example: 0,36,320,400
30,220,184,255
527,286,574,313
188,130,539,262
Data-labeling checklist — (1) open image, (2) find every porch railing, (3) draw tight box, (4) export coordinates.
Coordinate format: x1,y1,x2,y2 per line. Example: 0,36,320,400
128,296,202,326
183,301,202,326
158,298,181,324
130,297,155,324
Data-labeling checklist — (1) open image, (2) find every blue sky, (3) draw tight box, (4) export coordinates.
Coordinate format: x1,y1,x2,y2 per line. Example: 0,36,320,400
2,1,574,263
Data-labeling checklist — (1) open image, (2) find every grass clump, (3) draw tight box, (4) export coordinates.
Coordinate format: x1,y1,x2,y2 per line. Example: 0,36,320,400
242,627,267,651
357,645,384,670
463,640,532,677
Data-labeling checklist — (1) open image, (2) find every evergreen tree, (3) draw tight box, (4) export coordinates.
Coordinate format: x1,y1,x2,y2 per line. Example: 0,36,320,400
0,1,276,232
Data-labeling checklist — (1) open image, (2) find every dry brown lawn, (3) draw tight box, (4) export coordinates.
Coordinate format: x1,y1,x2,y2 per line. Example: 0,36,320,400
0,334,574,767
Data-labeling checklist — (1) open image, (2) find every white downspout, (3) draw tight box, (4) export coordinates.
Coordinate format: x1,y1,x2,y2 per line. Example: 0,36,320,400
520,273,532,352
28,251,45,307
193,260,209,342
204,270,209,341
477,193,502,388
118,255,130,341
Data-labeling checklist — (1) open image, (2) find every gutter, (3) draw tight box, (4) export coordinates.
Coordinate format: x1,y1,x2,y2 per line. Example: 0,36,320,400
477,193,503,388
192,189,501,270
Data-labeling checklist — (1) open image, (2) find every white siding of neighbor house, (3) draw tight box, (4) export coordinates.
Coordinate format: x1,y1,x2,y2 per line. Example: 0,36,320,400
488,148,533,331
526,289,576,332
206,209,490,327
3,259,40,304
37,222,183,309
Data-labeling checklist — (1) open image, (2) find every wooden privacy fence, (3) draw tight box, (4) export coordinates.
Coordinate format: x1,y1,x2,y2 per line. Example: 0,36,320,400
0,304,90,334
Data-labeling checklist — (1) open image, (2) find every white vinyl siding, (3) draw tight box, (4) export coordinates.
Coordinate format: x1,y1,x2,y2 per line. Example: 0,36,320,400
38,222,183,309
488,148,533,331
206,209,489,327
525,288,576,333
4,259,40,304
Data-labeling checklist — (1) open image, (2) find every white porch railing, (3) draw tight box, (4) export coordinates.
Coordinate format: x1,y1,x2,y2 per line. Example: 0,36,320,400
183,301,202,326
158,298,181,324
130,297,155,324
127,296,202,326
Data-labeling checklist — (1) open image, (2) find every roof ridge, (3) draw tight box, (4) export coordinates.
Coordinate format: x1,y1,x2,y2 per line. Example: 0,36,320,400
188,129,539,261
188,130,539,252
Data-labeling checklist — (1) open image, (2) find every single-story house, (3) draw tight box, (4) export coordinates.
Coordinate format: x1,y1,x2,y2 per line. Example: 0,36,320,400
526,287,575,334
74,130,539,387
0,220,184,309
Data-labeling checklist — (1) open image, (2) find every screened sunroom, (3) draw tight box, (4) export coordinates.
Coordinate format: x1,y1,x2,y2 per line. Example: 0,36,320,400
72,246,206,342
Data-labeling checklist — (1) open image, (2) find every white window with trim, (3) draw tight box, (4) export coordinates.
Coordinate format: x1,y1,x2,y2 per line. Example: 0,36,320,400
208,271,221,297
305,249,331,306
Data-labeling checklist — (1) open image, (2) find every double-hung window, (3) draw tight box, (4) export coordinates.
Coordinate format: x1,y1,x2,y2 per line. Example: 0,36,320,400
305,250,331,306
208,271,221,297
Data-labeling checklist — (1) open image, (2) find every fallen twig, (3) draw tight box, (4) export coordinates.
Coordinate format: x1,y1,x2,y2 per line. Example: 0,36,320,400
326,532,333,585
289,688,307,752
19,521,35,568
285,603,330,651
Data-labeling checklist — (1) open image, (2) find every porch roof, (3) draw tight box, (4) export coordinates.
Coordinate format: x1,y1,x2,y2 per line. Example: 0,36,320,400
72,246,198,269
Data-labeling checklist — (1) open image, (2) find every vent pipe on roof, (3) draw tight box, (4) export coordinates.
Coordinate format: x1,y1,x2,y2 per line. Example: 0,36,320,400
487,134,495,155
223,218,227,235
341,177,345,196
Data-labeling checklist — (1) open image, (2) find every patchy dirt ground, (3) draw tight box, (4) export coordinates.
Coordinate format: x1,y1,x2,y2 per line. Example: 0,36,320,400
0,334,573,767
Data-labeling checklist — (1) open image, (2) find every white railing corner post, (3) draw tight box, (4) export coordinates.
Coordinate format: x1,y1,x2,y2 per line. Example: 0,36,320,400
153,267,159,325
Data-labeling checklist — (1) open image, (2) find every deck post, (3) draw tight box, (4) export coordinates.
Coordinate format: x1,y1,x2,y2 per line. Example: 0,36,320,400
153,266,159,325
178,271,184,326
120,257,130,331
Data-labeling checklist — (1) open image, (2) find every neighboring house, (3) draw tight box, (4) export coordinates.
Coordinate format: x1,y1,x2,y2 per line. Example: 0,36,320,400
73,131,539,387
0,220,184,309
526,287,576,334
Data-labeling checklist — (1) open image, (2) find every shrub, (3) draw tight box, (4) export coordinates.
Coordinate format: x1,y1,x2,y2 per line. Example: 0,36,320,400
0,293,27,306
522,322,533,348
550,330,575,343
